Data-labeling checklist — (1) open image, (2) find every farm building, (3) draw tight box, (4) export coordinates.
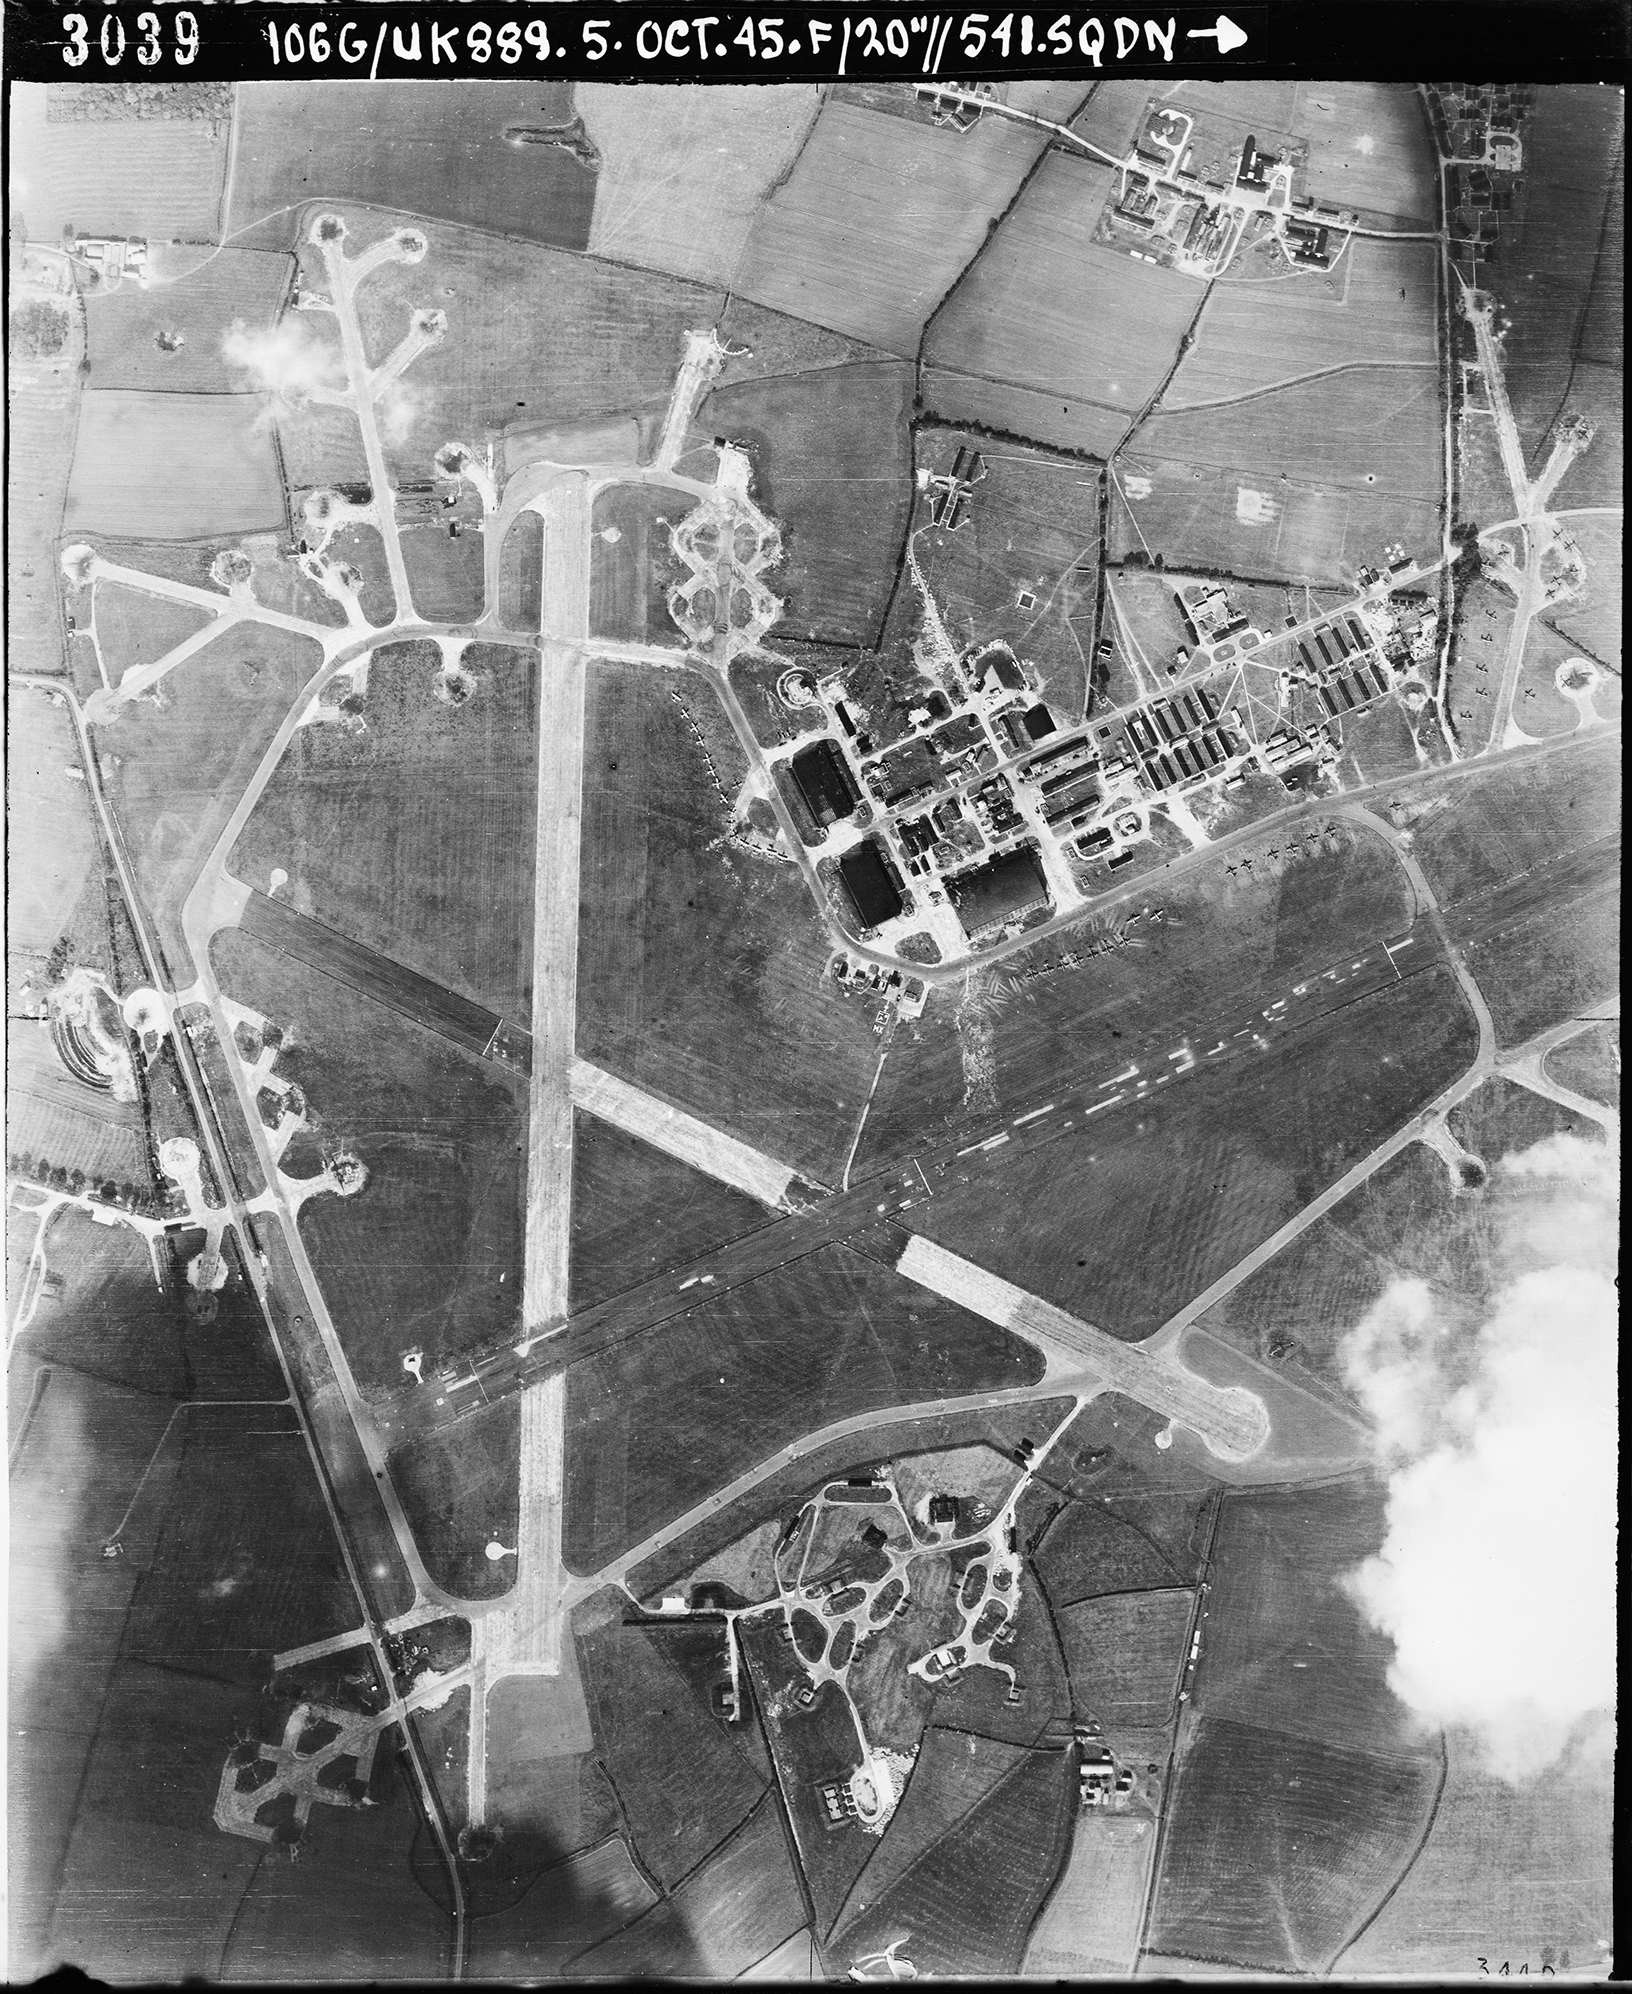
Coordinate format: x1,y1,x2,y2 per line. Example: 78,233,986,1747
946,845,1051,938
838,839,906,930
790,739,861,827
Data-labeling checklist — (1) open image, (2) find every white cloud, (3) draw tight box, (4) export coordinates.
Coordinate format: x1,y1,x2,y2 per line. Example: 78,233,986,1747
1340,1128,1618,1783
221,317,345,405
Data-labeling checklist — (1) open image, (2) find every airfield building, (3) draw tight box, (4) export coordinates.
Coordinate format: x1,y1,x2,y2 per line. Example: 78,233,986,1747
790,739,861,827
838,839,906,930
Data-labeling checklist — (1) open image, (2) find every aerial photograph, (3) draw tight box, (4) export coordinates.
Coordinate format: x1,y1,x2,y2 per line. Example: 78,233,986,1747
5,56,1619,1984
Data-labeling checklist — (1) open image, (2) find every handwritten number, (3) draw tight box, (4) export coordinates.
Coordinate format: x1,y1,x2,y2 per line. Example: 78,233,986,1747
62,11,89,63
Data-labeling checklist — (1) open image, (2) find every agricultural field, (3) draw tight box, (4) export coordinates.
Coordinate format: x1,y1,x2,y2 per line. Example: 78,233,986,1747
1025,1811,1154,1977
740,1624,872,1936
918,367,1133,460
467,1830,652,1981
481,1672,622,1875
91,528,347,629
569,1113,770,1310
7,687,100,964
7,1020,151,1191
587,483,690,645
576,1610,769,1889
834,1726,1031,1938
575,660,883,1183
7,309,84,678
83,248,291,392
913,425,1103,719
1337,1726,1613,1978
212,932,527,1397
1488,85,1624,462
906,960,1478,1340
93,620,320,983
1289,82,1440,226
1057,1589,1192,1739
697,360,915,648
733,87,1088,357
66,390,285,540
834,1747,1076,1978
1544,1019,1619,1110
1167,237,1439,408
562,1243,1043,1570
580,82,820,286
1196,1478,1434,1759
9,83,229,243
569,1796,806,1978
226,82,596,250
231,638,538,1019
926,154,1199,424
1148,1716,1440,1973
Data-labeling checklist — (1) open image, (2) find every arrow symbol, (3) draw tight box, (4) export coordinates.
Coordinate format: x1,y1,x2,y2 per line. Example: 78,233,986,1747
1187,12,1249,52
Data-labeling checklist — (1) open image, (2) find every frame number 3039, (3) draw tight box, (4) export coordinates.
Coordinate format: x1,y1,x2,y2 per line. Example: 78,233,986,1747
61,10,200,64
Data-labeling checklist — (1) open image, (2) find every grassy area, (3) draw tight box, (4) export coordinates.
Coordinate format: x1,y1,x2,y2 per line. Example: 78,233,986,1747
84,248,290,393
97,620,319,984
932,1581,1073,1748
401,521,484,624
1548,516,1623,672
67,390,285,540
835,1748,1075,1977
1025,1811,1153,1976
388,1397,519,1600
1410,733,1620,904
496,510,543,633
227,81,594,250
914,424,1102,720
1169,238,1438,408
1514,620,1591,738
1449,1073,1607,1160
570,1795,805,1977
1291,82,1439,224
578,1608,768,1889
333,212,713,486
563,1242,1044,1570
734,90,1082,357
907,960,1478,1341
569,1111,771,1310
92,581,213,687
576,660,882,1182
232,637,538,1019
1445,576,1518,755
587,483,689,644
213,932,527,1397
927,153,1197,421
627,1400,1073,1597
1544,1019,1619,1109
1121,367,1443,585
7,316,84,677
697,361,914,649
863,820,1414,1164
